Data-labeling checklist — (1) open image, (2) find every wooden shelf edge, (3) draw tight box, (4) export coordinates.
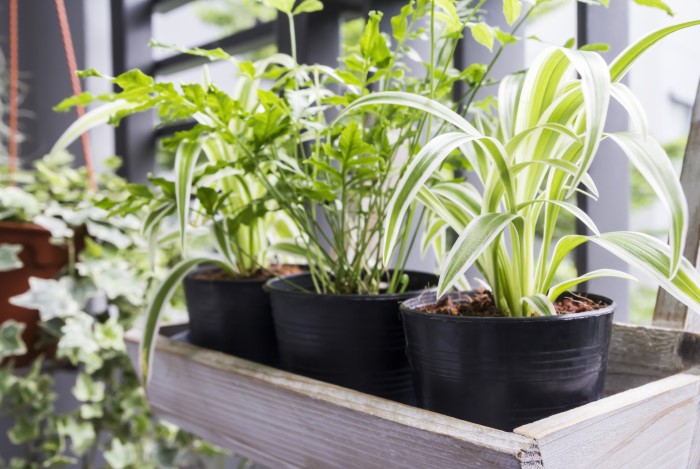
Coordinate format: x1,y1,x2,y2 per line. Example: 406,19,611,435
124,323,700,468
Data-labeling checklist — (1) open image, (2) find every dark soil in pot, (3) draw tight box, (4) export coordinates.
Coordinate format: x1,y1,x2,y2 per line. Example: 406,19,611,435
0,222,71,367
182,264,302,366
263,271,438,404
401,291,615,431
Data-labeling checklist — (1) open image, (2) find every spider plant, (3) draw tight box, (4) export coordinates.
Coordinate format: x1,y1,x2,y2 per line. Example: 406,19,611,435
339,20,700,317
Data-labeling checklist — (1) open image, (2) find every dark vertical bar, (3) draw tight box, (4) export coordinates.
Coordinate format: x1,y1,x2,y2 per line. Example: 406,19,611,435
277,8,342,67
575,1,589,281
110,0,154,182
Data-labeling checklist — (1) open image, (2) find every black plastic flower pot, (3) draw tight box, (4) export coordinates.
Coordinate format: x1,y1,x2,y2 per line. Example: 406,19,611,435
183,266,279,366
264,272,438,403
401,291,615,431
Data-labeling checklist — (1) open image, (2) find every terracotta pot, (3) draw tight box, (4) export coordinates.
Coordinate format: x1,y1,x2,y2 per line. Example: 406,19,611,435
0,221,70,366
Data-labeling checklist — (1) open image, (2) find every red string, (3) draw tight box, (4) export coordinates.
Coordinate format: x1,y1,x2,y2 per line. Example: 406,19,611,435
54,0,96,190
8,0,18,182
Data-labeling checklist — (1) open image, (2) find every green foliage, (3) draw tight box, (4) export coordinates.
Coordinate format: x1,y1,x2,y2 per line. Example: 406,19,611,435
0,154,228,468
350,21,700,317
0,244,22,272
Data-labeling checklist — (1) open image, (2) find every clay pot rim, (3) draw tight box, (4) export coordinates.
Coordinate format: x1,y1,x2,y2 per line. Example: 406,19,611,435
0,220,51,235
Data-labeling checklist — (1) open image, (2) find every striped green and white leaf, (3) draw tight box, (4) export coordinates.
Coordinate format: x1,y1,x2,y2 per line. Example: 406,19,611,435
51,100,139,155
140,256,228,384
174,139,204,256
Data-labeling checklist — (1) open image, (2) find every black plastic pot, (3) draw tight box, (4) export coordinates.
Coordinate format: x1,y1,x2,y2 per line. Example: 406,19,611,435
264,272,437,403
401,292,615,431
183,266,279,366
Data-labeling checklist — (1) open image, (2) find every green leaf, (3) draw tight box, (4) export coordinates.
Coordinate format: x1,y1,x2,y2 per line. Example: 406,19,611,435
579,43,610,52
113,69,154,89
632,0,674,16
494,28,517,45
383,132,483,263
361,11,391,65
140,257,226,385
586,232,700,312
72,373,105,402
51,100,139,155
610,20,700,83
438,213,519,297
521,293,555,316
104,439,137,468
469,23,495,52
126,183,154,199
174,139,203,256
149,40,233,62
0,320,27,359
293,0,323,14
548,269,636,302
53,92,95,112
0,244,23,272
262,0,295,14
503,0,522,25
337,121,374,162
196,187,219,216
391,3,413,41
10,278,81,321
607,132,687,276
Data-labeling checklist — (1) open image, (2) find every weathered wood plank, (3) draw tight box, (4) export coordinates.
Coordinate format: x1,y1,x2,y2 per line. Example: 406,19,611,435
515,372,700,469
125,330,542,469
653,78,700,330
605,323,700,394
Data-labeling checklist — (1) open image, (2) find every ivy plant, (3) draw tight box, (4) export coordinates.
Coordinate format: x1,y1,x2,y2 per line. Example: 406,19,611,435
0,155,227,468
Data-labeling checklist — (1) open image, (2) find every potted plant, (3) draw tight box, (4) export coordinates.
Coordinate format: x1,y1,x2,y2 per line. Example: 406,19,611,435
0,151,96,365
259,0,584,402
340,21,700,429
0,157,229,465
53,54,306,373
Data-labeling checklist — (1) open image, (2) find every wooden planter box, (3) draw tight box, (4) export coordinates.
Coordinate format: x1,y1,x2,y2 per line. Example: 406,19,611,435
125,323,700,468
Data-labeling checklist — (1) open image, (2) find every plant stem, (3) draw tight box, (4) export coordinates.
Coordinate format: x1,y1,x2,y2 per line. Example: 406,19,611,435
288,13,297,65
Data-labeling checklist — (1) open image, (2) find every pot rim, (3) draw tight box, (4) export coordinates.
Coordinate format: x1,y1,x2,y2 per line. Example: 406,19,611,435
185,263,307,285
0,220,51,234
263,271,438,300
401,291,616,322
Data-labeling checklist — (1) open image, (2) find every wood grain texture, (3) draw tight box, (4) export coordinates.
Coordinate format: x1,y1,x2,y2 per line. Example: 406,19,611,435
125,330,542,469
515,372,700,469
128,323,700,468
653,78,700,330
605,323,700,394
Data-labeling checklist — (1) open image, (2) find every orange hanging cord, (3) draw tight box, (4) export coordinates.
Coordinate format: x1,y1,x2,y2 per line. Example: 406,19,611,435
8,0,18,183
54,0,96,190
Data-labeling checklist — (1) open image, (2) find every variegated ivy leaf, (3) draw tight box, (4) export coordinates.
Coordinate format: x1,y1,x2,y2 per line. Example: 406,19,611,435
0,320,27,359
73,372,106,402
104,439,138,469
57,417,96,457
0,186,41,220
94,316,126,352
33,214,74,240
10,277,82,321
77,259,145,306
57,314,102,373
86,220,132,249
0,244,23,272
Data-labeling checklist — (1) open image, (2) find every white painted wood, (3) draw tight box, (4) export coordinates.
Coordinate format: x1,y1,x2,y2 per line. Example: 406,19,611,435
128,322,700,468
515,373,700,469
125,330,542,469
